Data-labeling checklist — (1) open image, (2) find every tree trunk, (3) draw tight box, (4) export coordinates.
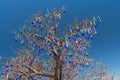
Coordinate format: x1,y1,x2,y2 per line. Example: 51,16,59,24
59,64,62,80
55,59,59,80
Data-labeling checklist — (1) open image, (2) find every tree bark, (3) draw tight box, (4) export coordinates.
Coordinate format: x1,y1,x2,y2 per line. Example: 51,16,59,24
59,64,62,80
55,59,59,80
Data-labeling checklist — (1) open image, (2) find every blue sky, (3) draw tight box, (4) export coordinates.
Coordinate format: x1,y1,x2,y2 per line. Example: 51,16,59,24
0,0,120,76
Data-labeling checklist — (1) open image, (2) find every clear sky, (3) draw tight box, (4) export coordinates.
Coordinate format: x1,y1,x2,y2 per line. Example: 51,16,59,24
0,0,120,77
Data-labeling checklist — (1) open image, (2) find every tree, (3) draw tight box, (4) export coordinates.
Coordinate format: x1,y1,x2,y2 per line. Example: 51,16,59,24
0,7,113,80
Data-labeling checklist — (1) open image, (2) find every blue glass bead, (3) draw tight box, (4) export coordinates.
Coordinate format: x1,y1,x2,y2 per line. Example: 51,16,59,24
77,29,80,32
40,48,44,51
63,11,66,13
31,22,34,25
69,54,73,57
39,21,42,24
68,61,73,64
6,69,9,72
60,61,64,64
49,53,52,56
33,25,36,27
6,65,9,68
81,33,84,36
